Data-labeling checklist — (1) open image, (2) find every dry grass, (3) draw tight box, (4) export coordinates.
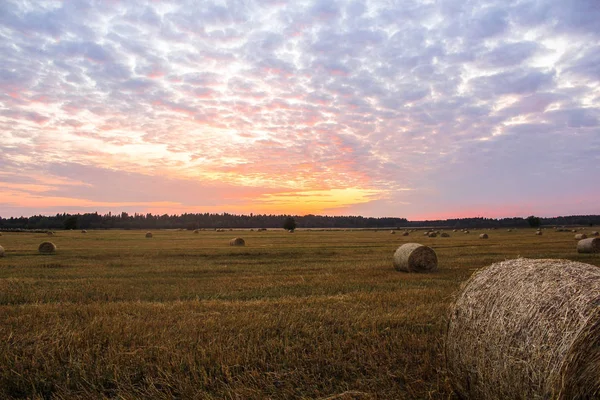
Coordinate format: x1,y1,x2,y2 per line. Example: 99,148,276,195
38,241,56,254
578,238,600,253
446,258,600,399
229,237,246,246
0,228,598,399
393,243,438,273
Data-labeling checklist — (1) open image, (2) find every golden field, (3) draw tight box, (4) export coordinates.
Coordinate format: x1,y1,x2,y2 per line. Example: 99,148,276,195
0,228,598,399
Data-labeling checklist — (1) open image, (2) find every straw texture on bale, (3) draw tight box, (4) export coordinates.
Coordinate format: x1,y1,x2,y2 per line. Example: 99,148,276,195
0,245,4,257
393,243,438,273
479,233,488,239
145,232,153,238
229,237,245,246
38,242,57,254
575,233,587,240
446,258,600,400
577,238,600,254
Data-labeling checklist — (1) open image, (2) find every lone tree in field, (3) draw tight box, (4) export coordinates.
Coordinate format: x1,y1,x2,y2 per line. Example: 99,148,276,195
283,216,297,232
526,215,541,228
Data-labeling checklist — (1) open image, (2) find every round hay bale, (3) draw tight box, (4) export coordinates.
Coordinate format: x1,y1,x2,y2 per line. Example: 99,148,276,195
423,232,429,236
428,232,437,238
591,231,599,237
577,238,600,254
145,232,153,238
536,230,543,235
47,231,54,236
463,230,470,234
479,233,488,239
0,245,4,257
441,232,450,237
193,229,200,234
402,231,409,236
446,258,600,400
229,237,245,246
393,243,438,273
81,229,87,233
390,230,396,234
0,232,3,236
507,229,512,232
38,241,57,254
575,233,587,240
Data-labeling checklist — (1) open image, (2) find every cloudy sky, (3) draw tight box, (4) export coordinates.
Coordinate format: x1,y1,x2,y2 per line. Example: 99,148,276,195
0,0,598,220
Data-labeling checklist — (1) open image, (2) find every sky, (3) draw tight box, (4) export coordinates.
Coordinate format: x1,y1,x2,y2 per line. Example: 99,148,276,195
0,0,599,220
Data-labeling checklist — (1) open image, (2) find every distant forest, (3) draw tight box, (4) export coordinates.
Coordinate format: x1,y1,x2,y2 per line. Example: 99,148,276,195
0,212,598,231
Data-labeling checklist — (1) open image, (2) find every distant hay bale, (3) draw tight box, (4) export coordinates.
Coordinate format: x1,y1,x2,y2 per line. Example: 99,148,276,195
47,231,54,236
592,231,599,237
479,233,488,239
38,241,57,254
0,245,4,257
390,230,396,234
423,232,429,236
463,230,470,234
441,232,450,237
453,229,457,232
446,258,600,400
81,229,87,233
536,230,543,235
229,237,245,246
428,232,437,238
0,232,3,236
393,243,438,273
575,233,587,240
577,238,600,254
145,232,153,238
507,229,512,232
402,231,409,236
193,229,200,234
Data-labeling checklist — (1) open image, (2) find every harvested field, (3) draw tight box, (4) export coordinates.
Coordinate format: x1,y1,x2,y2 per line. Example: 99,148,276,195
0,228,598,399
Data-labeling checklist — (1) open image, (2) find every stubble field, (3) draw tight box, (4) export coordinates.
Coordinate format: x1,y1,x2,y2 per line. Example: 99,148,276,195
0,228,598,399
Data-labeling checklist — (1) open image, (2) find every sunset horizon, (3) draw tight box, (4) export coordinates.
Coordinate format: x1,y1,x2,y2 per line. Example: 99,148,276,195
1,1,598,220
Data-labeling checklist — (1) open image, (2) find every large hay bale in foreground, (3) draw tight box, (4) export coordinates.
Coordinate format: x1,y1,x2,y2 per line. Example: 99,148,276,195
145,232,153,238
0,245,4,257
479,233,488,239
38,242,57,254
446,258,600,399
575,233,587,240
229,237,245,246
393,243,437,273
577,238,600,253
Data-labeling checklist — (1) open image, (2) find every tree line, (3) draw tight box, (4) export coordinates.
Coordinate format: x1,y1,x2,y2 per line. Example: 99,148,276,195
0,212,598,231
